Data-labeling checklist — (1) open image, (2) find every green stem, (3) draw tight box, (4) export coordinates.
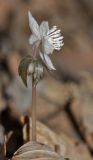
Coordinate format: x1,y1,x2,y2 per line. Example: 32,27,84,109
32,74,36,141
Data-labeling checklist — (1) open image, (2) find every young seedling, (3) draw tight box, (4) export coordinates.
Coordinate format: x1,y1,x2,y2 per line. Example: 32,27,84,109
18,11,64,142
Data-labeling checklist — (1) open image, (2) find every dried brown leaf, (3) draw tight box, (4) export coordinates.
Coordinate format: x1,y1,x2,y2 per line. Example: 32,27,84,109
12,141,64,160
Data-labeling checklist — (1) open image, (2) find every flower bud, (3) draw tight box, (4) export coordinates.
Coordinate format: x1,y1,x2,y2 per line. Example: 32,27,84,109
28,60,44,85
28,62,35,75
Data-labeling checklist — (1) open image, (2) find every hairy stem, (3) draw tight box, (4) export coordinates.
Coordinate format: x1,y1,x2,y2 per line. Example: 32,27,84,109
32,74,36,141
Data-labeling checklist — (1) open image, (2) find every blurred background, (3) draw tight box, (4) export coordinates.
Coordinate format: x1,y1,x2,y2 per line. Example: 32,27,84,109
0,0,93,159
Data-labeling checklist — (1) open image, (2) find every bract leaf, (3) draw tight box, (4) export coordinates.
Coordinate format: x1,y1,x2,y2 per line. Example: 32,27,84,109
18,56,32,87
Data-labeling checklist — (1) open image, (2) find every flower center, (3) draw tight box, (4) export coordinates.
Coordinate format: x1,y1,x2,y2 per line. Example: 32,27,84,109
47,37,54,45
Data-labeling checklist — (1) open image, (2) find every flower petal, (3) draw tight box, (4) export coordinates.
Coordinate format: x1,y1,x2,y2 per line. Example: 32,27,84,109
28,11,40,39
29,34,39,45
40,52,56,70
40,21,49,36
42,38,54,54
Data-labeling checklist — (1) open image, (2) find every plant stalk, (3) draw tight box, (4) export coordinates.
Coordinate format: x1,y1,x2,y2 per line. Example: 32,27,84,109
31,74,36,141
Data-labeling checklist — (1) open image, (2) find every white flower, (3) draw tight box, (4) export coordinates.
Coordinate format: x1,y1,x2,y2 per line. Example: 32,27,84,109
28,11,64,70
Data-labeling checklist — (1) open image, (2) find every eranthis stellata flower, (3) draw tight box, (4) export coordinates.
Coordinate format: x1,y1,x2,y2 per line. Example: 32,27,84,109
28,11,64,70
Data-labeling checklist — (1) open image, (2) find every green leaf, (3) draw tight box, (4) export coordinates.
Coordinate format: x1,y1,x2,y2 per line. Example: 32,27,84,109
18,56,32,87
